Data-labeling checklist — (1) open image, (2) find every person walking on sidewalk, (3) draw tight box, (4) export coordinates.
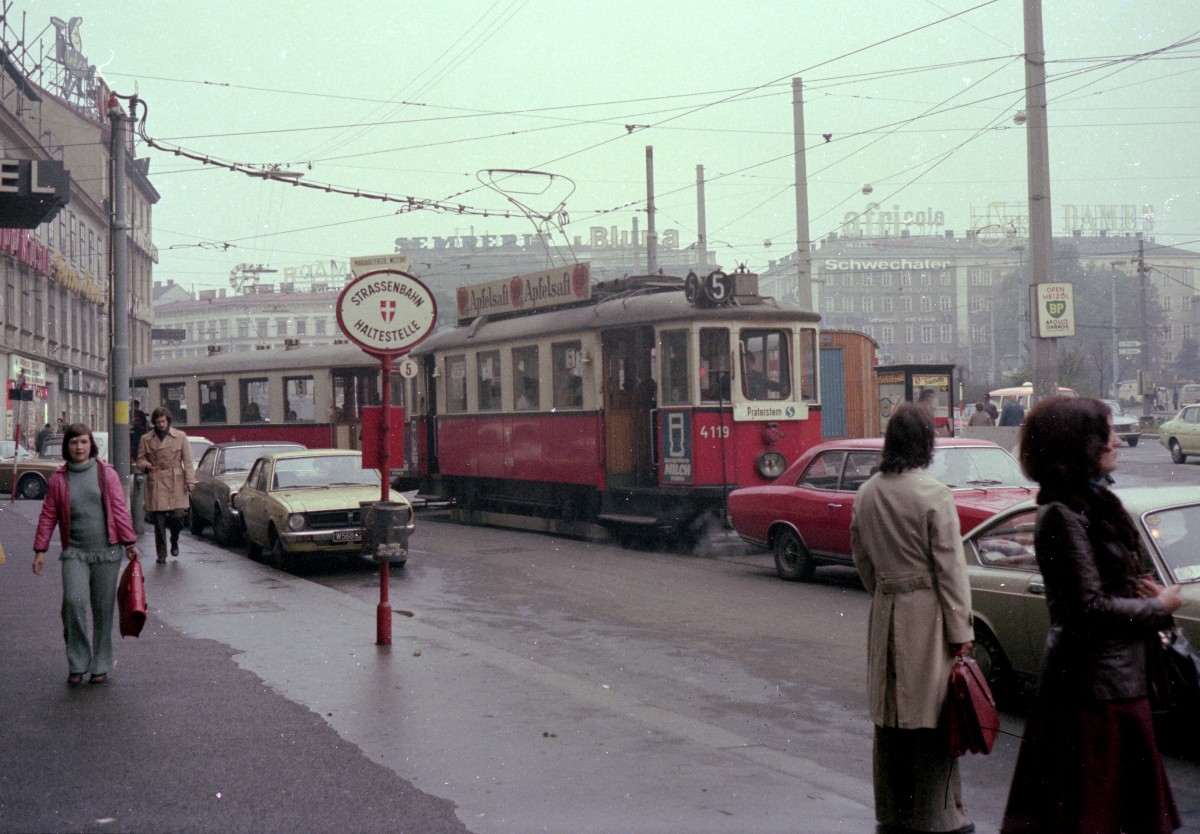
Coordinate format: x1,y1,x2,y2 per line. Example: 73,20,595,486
136,406,196,564
850,402,976,834
31,423,140,686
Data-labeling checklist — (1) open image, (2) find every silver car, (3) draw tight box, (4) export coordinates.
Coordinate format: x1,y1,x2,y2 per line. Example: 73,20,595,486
965,486,1200,703
1101,399,1140,447
189,441,305,545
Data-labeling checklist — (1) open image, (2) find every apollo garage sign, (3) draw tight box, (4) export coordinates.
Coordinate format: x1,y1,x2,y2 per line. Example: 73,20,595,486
336,268,437,357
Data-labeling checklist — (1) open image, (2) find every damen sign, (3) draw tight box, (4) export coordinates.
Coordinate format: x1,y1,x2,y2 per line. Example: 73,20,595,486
336,269,438,357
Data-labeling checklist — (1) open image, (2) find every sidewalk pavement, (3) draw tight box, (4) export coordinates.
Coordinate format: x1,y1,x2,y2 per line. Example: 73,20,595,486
0,497,469,834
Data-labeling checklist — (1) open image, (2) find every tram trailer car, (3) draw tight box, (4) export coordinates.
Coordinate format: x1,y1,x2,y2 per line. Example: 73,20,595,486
132,342,387,450
398,271,824,541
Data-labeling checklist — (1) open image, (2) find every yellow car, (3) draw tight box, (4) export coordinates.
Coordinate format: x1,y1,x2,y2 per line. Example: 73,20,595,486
233,449,413,568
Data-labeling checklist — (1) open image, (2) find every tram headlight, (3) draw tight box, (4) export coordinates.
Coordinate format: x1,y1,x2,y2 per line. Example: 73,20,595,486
287,513,307,532
755,450,788,479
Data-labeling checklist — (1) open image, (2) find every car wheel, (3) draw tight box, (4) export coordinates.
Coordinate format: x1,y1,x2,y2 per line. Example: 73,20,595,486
189,504,206,536
773,528,815,581
267,527,288,569
213,507,240,546
1126,435,1139,447
246,536,263,561
17,474,46,500
971,624,1014,702
1170,439,1187,464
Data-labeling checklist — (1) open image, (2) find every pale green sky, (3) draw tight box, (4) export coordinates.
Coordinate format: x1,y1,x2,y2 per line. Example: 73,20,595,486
26,0,1200,289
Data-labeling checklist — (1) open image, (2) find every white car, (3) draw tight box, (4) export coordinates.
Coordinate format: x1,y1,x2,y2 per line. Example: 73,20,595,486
1101,399,1140,447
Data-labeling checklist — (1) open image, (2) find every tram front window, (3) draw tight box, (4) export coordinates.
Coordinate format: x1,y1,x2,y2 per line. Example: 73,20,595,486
740,330,790,401
699,328,731,402
660,330,689,406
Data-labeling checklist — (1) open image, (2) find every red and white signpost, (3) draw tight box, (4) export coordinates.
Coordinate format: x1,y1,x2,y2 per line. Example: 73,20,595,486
336,268,437,645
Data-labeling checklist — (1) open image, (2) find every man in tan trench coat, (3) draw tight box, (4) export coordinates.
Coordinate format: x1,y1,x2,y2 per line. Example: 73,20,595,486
137,407,196,564
850,402,976,834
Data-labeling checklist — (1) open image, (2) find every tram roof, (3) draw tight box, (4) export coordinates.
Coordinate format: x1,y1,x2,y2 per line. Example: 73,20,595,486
413,288,820,355
134,341,377,381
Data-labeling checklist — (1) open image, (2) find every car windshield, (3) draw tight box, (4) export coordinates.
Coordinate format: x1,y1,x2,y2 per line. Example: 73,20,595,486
225,445,298,473
271,456,379,490
0,440,31,460
924,447,1033,489
1102,399,1127,417
1142,504,1200,583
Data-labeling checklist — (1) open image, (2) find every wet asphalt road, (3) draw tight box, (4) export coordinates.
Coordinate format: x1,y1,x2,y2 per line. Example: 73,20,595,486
3,437,1197,833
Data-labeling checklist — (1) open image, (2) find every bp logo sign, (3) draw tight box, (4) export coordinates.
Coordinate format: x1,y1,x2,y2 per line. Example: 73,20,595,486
1036,282,1075,337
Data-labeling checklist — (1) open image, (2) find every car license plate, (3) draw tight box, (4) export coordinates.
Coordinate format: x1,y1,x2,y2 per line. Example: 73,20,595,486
333,530,361,543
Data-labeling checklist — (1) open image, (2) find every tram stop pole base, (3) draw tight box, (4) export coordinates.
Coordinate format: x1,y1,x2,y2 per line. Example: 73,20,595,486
376,562,392,645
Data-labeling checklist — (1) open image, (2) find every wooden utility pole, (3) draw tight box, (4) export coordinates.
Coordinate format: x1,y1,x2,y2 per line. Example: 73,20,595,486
792,78,812,309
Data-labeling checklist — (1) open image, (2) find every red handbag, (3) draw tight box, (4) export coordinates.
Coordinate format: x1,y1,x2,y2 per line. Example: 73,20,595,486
117,555,147,638
945,656,999,756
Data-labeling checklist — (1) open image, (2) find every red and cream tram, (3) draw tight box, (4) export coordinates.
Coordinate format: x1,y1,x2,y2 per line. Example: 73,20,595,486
132,342,390,450
397,266,824,540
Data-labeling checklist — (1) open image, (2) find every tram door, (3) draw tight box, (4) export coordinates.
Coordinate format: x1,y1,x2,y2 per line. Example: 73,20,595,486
602,327,656,487
331,368,379,450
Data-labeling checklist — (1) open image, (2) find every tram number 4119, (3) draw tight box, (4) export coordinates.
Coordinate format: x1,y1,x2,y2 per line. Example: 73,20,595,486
699,425,730,439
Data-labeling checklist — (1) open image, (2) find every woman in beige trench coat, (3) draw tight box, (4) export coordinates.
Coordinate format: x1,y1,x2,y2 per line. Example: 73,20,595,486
136,407,196,563
850,402,976,834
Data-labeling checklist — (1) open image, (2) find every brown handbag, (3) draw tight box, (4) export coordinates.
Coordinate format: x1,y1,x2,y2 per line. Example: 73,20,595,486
945,656,1000,756
117,555,147,638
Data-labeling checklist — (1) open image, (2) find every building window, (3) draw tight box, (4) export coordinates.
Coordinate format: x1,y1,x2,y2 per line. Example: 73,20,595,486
900,272,912,287
275,318,288,336
902,296,913,313
939,296,952,312
842,296,854,313
881,325,894,344
237,319,249,339
862,297,874,313
940,324,952,343
315,319,327,336
921,325,934,344
862,273,873,287
256,318,268,338
881,272,894,287
919,296,932,313
881,297,894,313
970,268,993,286
295,319,307,336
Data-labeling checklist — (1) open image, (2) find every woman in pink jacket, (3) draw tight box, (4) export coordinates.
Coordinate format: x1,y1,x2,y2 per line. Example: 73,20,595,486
32,424,140,685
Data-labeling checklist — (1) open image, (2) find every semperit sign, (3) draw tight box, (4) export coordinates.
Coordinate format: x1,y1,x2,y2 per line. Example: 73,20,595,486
336,269,438,357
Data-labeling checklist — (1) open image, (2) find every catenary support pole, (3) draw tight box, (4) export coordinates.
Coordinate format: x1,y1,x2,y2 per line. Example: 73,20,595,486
108,94,132,479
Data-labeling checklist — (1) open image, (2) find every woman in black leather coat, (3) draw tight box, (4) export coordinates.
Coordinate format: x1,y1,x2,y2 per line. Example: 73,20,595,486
1001,396,1184,834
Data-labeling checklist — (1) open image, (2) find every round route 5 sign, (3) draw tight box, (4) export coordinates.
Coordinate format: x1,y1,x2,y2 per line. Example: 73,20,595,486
336,269,438,357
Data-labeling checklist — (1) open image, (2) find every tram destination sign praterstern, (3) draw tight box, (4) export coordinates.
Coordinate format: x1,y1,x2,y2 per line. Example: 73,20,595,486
336,268,438,358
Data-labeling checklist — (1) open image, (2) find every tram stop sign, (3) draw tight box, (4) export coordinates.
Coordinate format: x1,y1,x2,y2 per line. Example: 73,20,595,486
336,268,438,357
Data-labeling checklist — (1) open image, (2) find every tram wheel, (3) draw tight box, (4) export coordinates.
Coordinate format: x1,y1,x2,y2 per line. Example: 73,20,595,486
773,529,815,581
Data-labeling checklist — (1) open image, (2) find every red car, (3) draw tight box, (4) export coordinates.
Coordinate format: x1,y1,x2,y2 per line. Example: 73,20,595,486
729,437,1035,581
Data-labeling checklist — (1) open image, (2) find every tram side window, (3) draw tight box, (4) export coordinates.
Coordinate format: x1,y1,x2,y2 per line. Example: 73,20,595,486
699,328,731,402
552,341,583,409
240,378,270,422
740,330,791,401
198,380,227,423
445,355,467,413
660,330,689,406
161,383,187,424
512,345,539,411
477,350,501,412
283,376,314,422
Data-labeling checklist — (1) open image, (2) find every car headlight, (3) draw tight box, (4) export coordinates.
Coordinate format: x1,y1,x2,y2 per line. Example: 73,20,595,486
286,513,307,532
756,450,787,479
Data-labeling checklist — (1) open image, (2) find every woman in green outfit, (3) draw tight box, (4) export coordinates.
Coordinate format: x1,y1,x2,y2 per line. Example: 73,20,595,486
32,424,140,685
